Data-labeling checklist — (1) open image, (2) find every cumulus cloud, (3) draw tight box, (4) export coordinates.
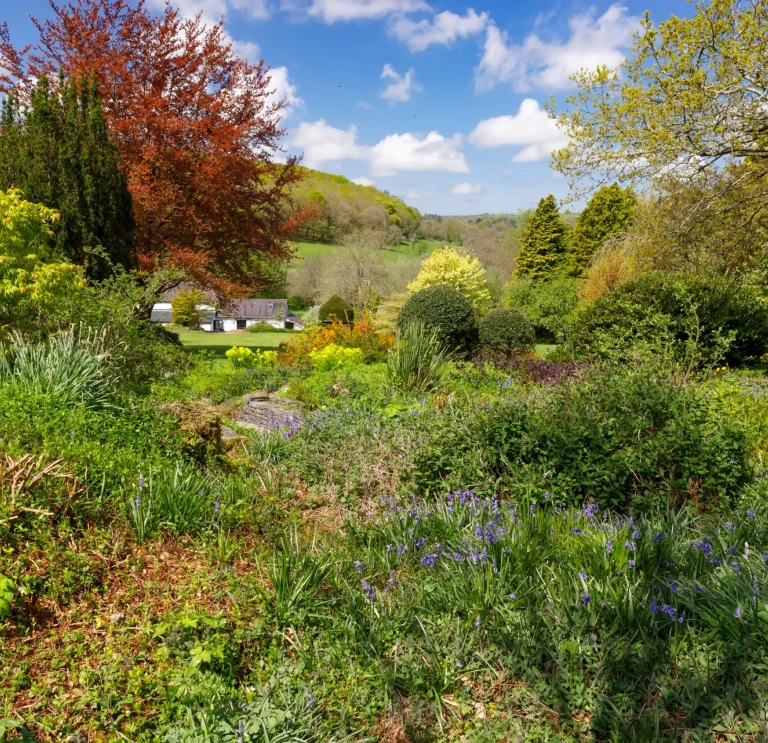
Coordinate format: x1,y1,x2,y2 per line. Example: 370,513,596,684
291,121,470,176
469,98,569,162
291,120,370,167
353,176,376,186
300,0,429,23
268,65,304,110
406,189,433,199
475,4,639,92
370,131,469,176
230,0,272,19
380,64,422,104
389,9,488,52
450,182,482,195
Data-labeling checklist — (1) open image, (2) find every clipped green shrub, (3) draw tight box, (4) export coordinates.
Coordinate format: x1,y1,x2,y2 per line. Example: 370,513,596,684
570,272,768,367
397,284,479,353
479,307,535,352
505,275,579,342
319,295,354,324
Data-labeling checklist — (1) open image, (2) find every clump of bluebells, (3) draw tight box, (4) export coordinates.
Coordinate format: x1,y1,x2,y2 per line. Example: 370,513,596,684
349,492,768,642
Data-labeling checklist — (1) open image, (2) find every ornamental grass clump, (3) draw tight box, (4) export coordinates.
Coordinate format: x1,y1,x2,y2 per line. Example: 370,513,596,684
387,321,451,394
0,327,113,409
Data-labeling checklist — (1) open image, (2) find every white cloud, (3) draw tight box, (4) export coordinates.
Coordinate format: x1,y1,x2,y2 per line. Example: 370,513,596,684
380,64,422,104
450,182,482,195
469,98,569,162
389,9,488,52
370,131,469,176
303,0,429,23
475,4,639,92
357,100,374,110
230,0,272,19
406,189,433,199
291,120,370,167
268,65,304,110
292,121,469,176
353,176,376,186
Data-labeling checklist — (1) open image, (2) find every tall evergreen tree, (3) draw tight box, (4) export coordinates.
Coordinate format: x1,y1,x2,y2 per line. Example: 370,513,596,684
515,194,566,280
566,184,636,276
0,74,135,279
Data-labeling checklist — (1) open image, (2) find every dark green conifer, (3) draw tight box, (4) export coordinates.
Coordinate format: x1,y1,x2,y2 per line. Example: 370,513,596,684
0,74,135,279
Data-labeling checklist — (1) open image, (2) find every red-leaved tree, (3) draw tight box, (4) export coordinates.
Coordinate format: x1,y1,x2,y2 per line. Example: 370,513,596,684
1,0,307,295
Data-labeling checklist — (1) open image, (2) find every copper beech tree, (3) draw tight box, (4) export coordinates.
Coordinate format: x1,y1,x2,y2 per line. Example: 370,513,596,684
0,0,307,295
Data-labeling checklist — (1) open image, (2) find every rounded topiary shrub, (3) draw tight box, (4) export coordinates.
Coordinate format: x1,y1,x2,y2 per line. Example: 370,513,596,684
480,307,535,352
319,295,354,324
397,284,479,352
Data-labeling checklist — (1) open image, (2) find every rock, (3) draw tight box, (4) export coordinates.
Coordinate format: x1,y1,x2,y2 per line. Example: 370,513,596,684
237,393,301,431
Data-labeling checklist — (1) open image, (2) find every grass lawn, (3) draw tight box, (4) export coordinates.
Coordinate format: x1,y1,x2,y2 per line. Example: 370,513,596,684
535,344,558,358
176,329,292,356
292,238,441,266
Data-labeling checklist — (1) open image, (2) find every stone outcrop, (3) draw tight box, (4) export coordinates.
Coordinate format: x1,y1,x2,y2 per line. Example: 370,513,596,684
237,393,301,431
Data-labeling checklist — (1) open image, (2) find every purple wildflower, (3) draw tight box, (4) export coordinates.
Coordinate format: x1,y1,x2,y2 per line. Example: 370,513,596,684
353,561,364,573
508,593,517,599
753,578,759,607
415,537,425,549
746,508,756,519
582,592,591,606
726,522,735,534
420,553,438,569
729,561,741,573
650,595,659,615
475,617,482,627
661,604,677,621
606,541,613,554
624,540,636,552
361,580,376,602
734,605,742,619
668,577,678,593
763,552,768,566
571,528,583,536
710,557,724,566
138,473,144,491
652,532,664,542
578,571,588,580
628,560,635,569
694,539,713,555
397,544,406,557
693,582,705,594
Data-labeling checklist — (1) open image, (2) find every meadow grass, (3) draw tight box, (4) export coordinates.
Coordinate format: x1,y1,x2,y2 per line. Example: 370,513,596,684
292,238,441,265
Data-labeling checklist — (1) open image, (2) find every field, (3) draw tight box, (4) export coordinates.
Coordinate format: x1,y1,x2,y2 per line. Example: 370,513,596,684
176,329,293,355
292,238,441,265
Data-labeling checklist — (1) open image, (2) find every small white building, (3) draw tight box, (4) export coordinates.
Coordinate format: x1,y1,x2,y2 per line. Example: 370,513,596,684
151,293,304,332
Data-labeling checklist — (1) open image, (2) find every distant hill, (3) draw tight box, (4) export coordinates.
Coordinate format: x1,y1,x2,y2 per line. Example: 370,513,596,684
291,168,420,243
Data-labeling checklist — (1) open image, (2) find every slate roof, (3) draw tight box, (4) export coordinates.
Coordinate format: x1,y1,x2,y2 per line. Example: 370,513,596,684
219,299,290,319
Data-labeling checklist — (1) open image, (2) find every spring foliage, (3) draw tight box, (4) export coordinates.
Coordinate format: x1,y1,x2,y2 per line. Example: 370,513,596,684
479,307,535,352
225,347,278,370
0,189,83,323
514,195,567,280
408,246,490,311
567,185,636,276
309,344,364,371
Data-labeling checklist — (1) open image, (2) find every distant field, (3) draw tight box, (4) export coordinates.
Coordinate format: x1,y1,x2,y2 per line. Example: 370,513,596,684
292,238,441,266
535,344,558,358
177,330,292,356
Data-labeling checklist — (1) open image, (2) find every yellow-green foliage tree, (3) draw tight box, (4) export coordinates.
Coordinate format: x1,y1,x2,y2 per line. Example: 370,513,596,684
549,0,768,273
408,247,490,311
0,189,82,324
171,288,205,328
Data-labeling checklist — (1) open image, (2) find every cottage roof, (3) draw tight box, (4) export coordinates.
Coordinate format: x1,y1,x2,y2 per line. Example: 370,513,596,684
219,299,289,319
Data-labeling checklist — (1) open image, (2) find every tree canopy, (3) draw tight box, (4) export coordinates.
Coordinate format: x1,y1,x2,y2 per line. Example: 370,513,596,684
514,195,566,280
0,74,135,280
567,185,636,276
549,0,768,273
0,0,306,295
408,246,490,311
0,189,83,324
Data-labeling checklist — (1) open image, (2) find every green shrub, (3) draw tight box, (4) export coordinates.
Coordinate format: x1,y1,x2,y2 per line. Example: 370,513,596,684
570,272,768,367
413,366,753,512
288,295,309,312
171,288,205,328
505,275,579,342
479,307,535,352
398,284,479,353
319,295,354,324
245,321,288,333
387,321,450,394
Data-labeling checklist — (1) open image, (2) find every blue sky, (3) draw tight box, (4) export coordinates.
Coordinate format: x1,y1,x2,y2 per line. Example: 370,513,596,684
3,0,692,215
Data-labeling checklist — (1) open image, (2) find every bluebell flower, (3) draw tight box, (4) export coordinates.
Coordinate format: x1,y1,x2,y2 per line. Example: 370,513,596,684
726,522,735,534
578,571,588,580
763,552,768,565
693,539,713,555
572,528,583,535
746,508,756,519
475,617,482,627
734,605,742,619
628,560,635,569
710,556,724,566
661,604,677,621
353,561,364,573
693,582,705,594
582,592,591,606
650,595,659,615
508,592,516,599
624,540,636,552
727,546,738,556
606,540,613,554
652,532,664,542
415,537,425,549
420,553,438,569
361,580,376,602
729,561,741,573
753,578,759,607
667,577,678,593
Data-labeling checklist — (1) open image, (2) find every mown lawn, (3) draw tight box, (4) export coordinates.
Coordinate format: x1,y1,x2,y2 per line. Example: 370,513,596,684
176,329,292,355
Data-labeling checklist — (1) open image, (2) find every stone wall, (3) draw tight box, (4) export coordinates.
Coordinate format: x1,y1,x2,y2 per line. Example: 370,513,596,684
237,393,301,431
